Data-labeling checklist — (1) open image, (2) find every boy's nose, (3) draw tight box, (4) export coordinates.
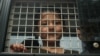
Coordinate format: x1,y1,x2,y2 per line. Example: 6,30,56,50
48,23,54,32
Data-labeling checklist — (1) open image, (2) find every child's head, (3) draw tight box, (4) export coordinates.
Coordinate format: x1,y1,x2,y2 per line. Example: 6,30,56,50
34,7,66,43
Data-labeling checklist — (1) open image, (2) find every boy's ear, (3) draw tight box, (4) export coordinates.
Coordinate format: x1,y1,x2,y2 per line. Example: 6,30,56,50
63,27,68,32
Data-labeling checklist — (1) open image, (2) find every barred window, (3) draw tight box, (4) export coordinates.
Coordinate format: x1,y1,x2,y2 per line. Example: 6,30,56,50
5,0,82,54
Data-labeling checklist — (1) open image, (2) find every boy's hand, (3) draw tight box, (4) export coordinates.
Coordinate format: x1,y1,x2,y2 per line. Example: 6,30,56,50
10,43,27,52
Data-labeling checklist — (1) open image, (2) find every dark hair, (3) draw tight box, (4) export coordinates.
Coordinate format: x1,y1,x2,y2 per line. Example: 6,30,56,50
33,7,66,38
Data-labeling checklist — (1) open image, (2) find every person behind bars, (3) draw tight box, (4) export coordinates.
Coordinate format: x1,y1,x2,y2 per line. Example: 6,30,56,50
10,7,78,54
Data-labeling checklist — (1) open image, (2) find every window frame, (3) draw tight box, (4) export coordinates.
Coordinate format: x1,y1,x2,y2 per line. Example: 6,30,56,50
0,0,11,52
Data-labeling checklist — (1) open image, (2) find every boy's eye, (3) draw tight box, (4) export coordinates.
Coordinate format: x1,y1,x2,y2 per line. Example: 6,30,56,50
41,22,47,25
55,21,61,25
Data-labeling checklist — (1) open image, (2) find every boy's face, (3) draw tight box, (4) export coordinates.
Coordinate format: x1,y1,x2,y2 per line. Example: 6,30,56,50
38,12,63,42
